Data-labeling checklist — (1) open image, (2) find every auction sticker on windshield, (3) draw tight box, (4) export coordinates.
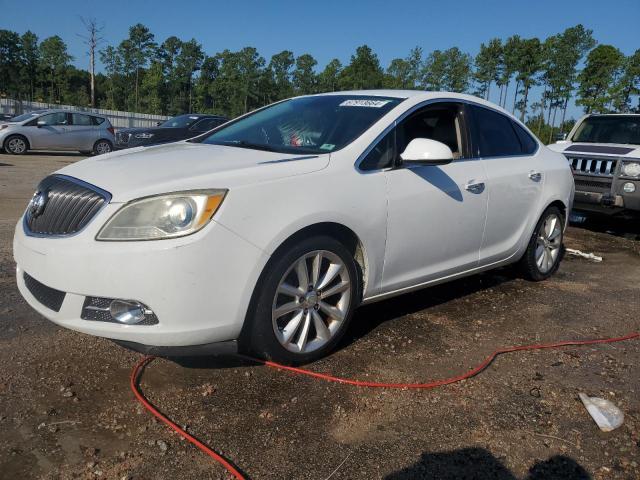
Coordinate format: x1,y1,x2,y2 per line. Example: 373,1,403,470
339,99,391,108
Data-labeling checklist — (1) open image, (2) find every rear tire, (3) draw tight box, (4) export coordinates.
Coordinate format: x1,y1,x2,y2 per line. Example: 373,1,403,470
519,206,564,281
4,135,29,155
93,139,112,155
241,235,360,365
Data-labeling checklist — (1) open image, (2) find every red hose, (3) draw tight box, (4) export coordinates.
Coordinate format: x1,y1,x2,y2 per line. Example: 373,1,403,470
130,331,639,479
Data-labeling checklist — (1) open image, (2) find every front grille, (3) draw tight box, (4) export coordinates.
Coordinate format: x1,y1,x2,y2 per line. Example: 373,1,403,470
81,296,159,325
567,156,618,176
574,178,613,191
24,175,110,237
23,272,66,312
115,132,130,144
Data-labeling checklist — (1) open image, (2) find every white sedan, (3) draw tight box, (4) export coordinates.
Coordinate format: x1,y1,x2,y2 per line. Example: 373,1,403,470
14,91,574,364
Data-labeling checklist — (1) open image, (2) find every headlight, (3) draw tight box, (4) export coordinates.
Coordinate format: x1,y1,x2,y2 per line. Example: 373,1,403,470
622,162,640,178
96,190,227,241
134,132,154,139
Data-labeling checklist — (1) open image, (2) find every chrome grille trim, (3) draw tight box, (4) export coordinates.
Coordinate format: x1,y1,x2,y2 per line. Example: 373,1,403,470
24,175,111,237
566,155,619,177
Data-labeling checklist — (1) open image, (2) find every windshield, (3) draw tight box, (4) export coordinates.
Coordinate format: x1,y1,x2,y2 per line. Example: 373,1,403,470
160,115,202,128
198,95,403,154
8,110,47,123
572,116,640,145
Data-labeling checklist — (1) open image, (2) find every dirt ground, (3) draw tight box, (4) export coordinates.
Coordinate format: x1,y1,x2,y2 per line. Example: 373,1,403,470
1,152,639,480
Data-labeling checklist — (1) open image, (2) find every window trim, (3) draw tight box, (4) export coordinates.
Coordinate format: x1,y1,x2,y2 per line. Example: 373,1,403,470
355,98,540,173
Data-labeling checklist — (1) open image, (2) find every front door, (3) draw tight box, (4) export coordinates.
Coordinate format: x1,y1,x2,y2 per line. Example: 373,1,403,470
466,105,544,265
381,102,488,293
28,112,70,150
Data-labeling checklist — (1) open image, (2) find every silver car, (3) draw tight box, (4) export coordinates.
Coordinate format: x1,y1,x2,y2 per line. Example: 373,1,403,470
0,109,115,155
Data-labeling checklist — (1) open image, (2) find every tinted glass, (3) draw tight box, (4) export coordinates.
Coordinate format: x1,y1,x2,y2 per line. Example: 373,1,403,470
36,112,68,126
512,121,537,154
199,96,402,155
91,116,105,125
160,115,202,128
191,118,222,131
472,106,521,157
360,129,396,170
71,113,92,126
572,116,640,145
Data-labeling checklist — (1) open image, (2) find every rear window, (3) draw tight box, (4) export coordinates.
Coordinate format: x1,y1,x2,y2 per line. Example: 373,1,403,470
71,113,92,126
511,121,538,154
91,116,106,125
471,106,523,157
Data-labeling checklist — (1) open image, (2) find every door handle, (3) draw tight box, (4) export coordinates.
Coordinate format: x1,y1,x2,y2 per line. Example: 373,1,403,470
464,181,485,194
528,170,542,182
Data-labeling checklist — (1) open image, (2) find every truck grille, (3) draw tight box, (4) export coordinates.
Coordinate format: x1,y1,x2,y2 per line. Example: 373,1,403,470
23,272,66,312
24,175,111,237
116,132,130,144
567,156,618,176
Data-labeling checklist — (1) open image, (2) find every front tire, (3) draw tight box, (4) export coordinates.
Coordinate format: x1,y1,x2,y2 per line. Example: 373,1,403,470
241,236,360,365
519,206,564,281
4,135,29,155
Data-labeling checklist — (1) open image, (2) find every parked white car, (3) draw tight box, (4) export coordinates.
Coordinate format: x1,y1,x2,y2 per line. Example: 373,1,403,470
0,109,115,155
14,91,574,364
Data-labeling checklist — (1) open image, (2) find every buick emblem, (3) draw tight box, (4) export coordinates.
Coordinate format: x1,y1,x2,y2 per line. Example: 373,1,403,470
29,190,48,218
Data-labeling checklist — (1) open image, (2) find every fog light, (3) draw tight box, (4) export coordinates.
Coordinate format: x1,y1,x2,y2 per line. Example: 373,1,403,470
110,299,146,324
623,182,636,194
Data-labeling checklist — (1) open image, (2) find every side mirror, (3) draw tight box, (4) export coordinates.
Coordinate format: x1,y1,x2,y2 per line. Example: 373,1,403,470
37,120,46,128
554,132,568,142
400,138,454,166
156,121,162,126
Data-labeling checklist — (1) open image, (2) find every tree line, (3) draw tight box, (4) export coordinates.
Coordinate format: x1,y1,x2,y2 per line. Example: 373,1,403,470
0,22,639,142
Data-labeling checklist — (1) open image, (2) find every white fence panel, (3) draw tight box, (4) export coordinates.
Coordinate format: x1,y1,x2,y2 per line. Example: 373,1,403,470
0,98,169,128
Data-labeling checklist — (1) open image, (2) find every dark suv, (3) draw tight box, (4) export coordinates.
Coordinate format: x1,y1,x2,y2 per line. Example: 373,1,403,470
115,114,228,149
549,114,640,218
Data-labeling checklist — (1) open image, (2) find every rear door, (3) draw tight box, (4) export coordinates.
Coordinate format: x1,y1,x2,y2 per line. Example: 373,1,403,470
27,112,70,150
67,113,97,150
467,104,543,265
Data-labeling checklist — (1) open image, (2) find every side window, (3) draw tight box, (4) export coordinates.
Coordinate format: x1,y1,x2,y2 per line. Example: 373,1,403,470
511,121,538,154
471,106,521,157
71,113,92,126
33,112,68,126
91,116,105,125
360,129,396,171
397,103,465,159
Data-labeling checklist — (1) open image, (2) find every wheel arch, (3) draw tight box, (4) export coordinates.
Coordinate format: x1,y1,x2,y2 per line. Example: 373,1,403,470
268,222,370,298
3,133,31,151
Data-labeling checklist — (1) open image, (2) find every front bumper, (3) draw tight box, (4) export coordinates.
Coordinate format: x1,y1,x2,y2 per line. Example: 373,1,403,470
573,175,640,215
14,205,269,347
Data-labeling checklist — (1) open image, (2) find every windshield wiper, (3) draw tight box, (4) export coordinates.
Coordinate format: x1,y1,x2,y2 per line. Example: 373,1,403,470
218,140,278,152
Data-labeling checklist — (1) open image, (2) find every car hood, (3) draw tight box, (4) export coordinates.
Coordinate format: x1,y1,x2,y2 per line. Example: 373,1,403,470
548,142,640,159
55,142,329,202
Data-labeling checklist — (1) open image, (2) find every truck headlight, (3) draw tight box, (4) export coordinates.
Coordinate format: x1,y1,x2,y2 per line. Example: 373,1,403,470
622,162,640,178
96,190,227,241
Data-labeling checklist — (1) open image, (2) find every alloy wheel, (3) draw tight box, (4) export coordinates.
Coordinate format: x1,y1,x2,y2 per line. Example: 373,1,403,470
535,213,562,274
96,141,111,154
8,137,26,154
272,250,352,353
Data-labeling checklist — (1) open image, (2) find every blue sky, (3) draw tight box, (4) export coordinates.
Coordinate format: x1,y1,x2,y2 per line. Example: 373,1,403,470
2,0,638,118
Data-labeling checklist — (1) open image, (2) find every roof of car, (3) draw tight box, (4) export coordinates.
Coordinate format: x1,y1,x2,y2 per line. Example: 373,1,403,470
312,89,515,117
32,109,108,118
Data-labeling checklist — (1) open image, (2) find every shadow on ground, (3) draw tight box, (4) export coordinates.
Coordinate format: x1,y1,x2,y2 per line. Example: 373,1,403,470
571,210,640,240
384,448,591,480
